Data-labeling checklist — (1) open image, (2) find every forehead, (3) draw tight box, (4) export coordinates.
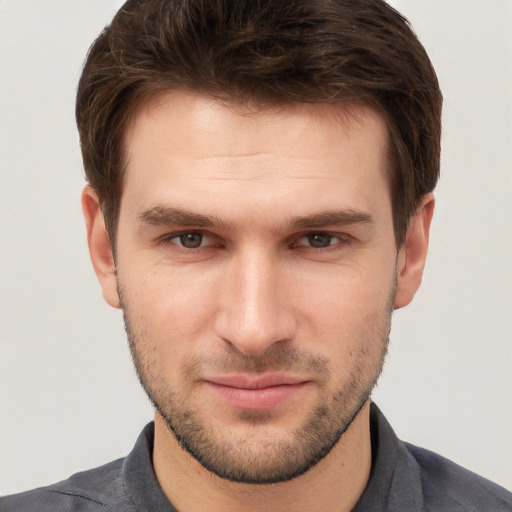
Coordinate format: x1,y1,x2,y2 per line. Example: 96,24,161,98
126,92,388,162
121,91,391,224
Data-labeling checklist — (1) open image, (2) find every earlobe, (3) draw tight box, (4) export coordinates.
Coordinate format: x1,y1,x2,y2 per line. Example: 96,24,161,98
394,193,435,310
82,186,121,309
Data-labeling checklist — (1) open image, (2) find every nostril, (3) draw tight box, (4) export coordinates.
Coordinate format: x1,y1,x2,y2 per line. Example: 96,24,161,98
214,303,296,356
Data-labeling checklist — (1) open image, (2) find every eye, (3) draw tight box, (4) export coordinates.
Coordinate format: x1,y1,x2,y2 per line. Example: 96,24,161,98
166,231,209,249
295,233,344,249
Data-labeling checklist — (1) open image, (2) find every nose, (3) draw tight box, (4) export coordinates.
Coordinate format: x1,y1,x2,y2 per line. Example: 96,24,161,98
214,248,297,356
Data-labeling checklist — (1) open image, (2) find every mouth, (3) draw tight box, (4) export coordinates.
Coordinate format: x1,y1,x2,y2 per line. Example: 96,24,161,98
203,374,311,410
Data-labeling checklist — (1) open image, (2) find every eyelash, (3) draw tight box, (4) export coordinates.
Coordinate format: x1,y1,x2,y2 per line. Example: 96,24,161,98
158,231,352,253
159,231,218,252
292,233,350,251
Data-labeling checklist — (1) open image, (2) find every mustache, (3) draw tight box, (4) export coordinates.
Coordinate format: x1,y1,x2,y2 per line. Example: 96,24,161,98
185,343,330,378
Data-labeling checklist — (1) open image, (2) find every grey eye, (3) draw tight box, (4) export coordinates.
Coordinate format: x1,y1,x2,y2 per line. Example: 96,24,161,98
179,233,203,248
307,234,334,248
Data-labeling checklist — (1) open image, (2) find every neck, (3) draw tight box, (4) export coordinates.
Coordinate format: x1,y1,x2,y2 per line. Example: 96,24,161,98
152,401,372,512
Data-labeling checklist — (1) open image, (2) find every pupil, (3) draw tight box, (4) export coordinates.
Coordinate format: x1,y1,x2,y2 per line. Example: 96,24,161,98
308,234,332,248
180,233,202,248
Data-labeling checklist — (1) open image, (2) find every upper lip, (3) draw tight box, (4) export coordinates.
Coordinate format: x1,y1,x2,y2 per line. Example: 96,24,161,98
204,374,309,389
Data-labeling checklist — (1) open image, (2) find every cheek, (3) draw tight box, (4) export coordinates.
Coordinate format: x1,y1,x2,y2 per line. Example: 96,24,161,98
293,261,394,321
290,262,394,359
120,263,222,356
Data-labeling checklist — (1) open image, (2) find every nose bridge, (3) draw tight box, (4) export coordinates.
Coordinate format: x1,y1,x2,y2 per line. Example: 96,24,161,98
215,244,295,355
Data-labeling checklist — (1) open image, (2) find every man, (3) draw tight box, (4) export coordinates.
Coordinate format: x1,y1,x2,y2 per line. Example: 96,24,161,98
1,0,511,510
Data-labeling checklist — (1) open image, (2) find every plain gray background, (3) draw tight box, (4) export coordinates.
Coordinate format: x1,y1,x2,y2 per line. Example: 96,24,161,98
1,0,511,495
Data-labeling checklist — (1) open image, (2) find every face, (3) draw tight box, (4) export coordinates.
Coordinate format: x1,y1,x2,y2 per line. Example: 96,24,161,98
92,92,406,484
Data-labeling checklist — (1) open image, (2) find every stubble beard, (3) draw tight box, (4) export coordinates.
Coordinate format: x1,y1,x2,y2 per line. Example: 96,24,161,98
120,286,394,485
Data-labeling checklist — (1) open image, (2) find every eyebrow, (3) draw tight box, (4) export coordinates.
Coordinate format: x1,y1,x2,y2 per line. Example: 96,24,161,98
138,206,233,230
289,210,373,229
137,206,373,231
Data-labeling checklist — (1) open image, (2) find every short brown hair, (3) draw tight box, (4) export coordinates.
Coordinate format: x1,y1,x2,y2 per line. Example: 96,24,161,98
76,0,442,246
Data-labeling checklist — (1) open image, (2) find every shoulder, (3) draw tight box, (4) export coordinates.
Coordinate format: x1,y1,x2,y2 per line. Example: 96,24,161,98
0,458,135,512
403,442,512,511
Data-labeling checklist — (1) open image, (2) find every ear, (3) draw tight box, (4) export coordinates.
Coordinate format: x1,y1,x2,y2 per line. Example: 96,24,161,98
394,193,435,310
82,186,121,309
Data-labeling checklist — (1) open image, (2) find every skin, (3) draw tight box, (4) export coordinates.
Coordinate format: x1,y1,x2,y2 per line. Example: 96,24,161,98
83,91,434,512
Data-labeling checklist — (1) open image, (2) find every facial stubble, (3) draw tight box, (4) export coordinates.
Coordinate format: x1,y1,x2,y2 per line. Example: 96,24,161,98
119,282,394,485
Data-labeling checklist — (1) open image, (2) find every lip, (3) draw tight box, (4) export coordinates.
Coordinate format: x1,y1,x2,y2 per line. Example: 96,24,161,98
203,374,310,410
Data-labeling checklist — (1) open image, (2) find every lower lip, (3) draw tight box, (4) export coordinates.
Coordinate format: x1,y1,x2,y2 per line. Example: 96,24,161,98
205,382,308,410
